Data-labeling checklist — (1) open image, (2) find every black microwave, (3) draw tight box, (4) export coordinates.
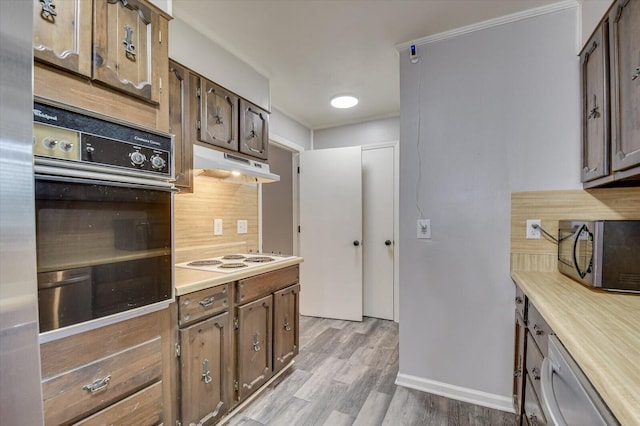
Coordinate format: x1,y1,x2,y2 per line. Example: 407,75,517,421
558,220,640,293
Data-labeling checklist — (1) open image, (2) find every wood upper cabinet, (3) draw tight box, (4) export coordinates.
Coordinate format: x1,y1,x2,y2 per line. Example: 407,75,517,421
179,312,232,426
580,24,610,183
236,294,273,401
168,60,193,191
199,79,239,151
33,0,92,77
239,99,269,161
93,0,166,104
609,0,640,173
273,284,300,373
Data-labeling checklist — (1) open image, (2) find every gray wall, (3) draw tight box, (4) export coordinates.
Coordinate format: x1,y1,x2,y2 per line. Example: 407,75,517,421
398,7,580,403
262,145,294,255
314,116,399,150
271,107,312,150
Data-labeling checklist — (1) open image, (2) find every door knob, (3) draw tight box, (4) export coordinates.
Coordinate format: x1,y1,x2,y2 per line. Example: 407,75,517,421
385,240,392,246
353,240,360,246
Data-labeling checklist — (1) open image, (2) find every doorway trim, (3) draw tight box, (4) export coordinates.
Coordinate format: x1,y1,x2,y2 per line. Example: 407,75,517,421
362,141,400,323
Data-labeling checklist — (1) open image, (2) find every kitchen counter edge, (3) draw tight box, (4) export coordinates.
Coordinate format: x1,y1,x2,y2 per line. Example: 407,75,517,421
511,270,640,426
175,257,304,296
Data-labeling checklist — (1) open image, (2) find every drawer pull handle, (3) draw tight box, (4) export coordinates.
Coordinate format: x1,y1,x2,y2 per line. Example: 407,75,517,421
532,367,541,381
284,315,291,332
529,414,538,426
252,333,261,352
82,375,111,393
202,359,213,385
632,66,640,81
515,296,523,305
533,324,544,335
199,296,215,307
513,368,522,378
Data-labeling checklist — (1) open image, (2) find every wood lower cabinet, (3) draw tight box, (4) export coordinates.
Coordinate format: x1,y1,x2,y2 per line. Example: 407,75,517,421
273,284,300,373
236,295,273,401
40,308,172,425
176,283,232,425
513,310,526,425
179,312,232,426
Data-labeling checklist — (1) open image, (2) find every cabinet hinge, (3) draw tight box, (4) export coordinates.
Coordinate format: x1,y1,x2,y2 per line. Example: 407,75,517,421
297,166,300,174
234,380,239,392
196,87,201,98
234,317,239,330
159,77,162,94
159,30,162,44
197,120,201,130
298,226,301,233
176,421,182,426
175,343,181,358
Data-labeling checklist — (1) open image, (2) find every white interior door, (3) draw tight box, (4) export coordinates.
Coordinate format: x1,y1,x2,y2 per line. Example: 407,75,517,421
362,146,394,320
299,146,362,321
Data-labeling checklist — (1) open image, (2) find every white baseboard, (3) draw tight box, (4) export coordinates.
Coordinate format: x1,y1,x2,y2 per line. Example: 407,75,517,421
395,373,515,414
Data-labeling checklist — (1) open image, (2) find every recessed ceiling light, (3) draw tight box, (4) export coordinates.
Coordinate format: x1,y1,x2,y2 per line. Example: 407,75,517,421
330,95,358,109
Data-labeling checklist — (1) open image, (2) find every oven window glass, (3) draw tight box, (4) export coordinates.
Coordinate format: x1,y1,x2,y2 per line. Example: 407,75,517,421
35,178,172,332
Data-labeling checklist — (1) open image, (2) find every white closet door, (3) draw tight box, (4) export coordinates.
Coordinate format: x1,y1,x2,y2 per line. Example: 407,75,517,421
299,146,362,321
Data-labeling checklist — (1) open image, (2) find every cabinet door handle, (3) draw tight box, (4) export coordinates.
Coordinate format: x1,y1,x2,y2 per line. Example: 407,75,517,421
532,367,541,381
82,375,112,393
513,368,522,378
515,296,523,305
533,324,544,335
199,296,215,308
39,0,57,19
123,25,136,59
633,66,640,81
587,94,600,119
202,359,213,384
284,315,291,332
252,333,261,352
529,414,538,426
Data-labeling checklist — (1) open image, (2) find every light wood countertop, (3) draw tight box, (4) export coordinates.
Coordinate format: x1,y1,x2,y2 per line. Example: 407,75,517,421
512,270,640,425
175,257,303,296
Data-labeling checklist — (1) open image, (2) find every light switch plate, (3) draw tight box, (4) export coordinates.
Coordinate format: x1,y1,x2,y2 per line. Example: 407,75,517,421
417,219,431,239
237,220,248,234
214,219,223,236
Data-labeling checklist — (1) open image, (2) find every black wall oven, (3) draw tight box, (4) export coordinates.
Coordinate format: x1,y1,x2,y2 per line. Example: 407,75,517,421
33,99,175,340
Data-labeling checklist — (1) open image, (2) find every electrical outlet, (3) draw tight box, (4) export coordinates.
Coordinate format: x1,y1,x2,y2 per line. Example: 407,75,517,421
237,220,248,234
526,219,541,239
214,219,223,236
417,219,431,239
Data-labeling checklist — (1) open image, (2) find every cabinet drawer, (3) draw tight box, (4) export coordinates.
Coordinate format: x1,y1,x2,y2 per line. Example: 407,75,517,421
515,286,527,322
42,337,162,425
237,265,299,304
526,334,544,402
528,302,552,355
74,380,163,425
524,376,547,426
179,283,229,326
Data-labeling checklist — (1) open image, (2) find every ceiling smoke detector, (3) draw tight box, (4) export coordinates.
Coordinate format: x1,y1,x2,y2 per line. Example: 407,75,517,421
330,95,358,109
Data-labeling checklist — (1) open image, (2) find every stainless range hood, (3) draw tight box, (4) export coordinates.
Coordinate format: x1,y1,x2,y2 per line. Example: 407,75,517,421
192,144,280,183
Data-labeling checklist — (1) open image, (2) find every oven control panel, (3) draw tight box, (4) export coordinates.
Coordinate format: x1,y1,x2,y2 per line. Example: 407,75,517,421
33,101,173,179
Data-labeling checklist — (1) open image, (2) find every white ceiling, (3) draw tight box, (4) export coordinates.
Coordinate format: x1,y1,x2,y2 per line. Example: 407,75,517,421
172,0,562,130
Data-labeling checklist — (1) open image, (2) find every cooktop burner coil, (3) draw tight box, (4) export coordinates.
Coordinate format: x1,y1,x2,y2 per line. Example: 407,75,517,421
222,254,246,260
187,259,223,266
244,256,275,263
218,262,249,269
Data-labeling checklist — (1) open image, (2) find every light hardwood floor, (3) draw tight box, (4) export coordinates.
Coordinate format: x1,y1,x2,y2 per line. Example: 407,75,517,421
225,316,515,426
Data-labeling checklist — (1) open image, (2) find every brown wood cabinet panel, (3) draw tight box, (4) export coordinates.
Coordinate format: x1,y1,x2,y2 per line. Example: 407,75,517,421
33,0,92,77
609,0,640,173
239,99,269,161
527,302,552,356
199,79,239,151
42,337,162,425
524,376,547,426
169,60,193,190
237,295,273,401
513,312,526,425
525,334,544,408
273,284,300,373
179,312,232,426
93,0,162,103
178,283,230,327
580,24,610,183
74,380,163,426
237,265,299,304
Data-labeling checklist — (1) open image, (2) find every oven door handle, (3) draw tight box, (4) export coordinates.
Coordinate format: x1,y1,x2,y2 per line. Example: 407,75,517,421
540,357,568,426
35,170,178,193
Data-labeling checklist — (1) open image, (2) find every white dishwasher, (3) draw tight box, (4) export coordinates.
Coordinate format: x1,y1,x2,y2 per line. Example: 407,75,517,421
540,335,619,426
